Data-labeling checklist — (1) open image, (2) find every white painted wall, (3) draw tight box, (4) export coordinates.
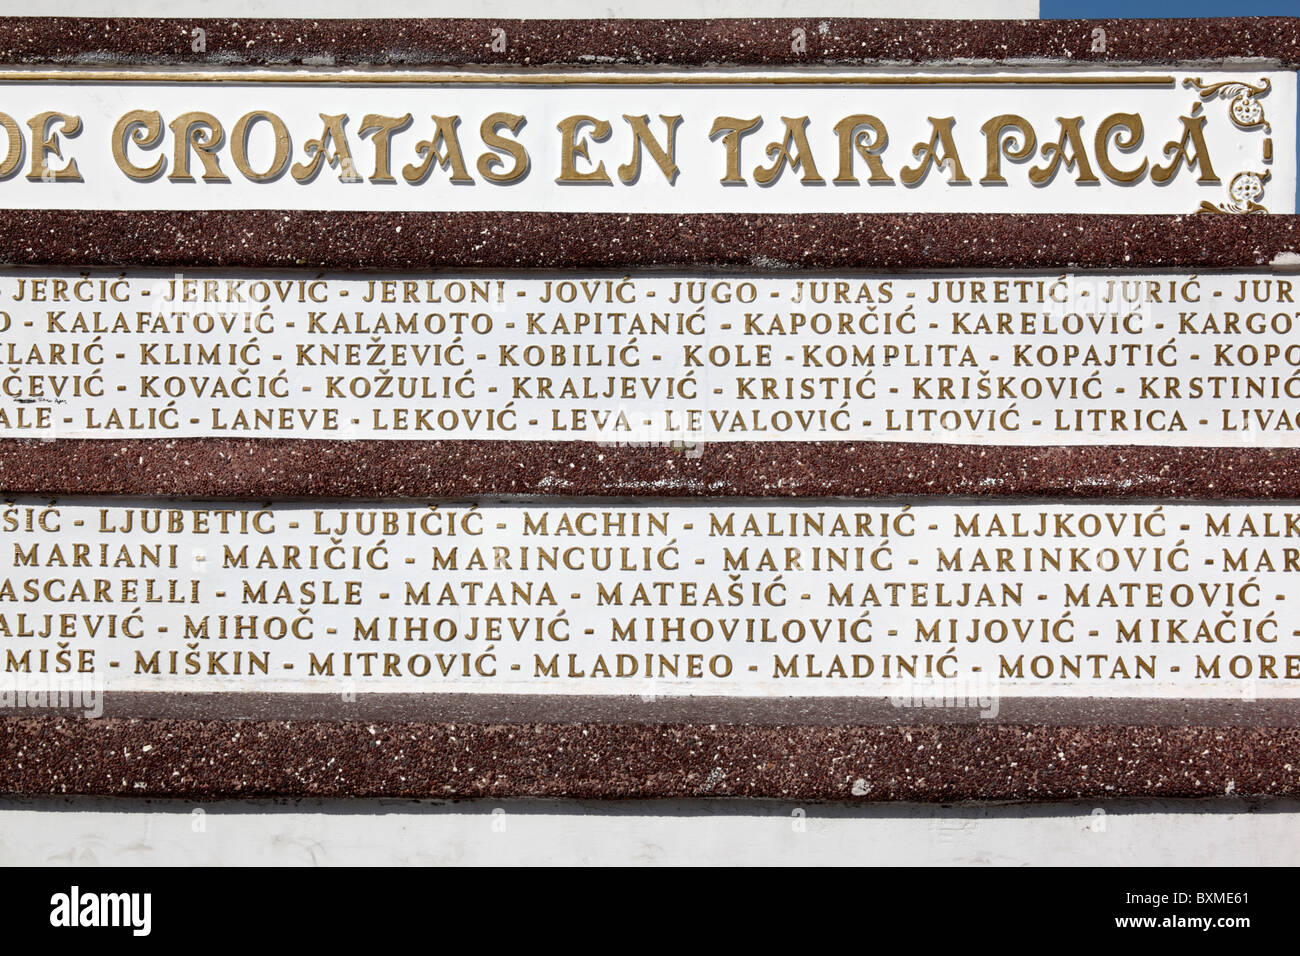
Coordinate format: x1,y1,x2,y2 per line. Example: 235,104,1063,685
4,798,1296,867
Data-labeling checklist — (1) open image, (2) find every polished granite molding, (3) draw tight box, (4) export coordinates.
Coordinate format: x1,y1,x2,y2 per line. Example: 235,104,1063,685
0,16,1295,68
2,709,1295,801
2,439,1300,500
0,212,1295,271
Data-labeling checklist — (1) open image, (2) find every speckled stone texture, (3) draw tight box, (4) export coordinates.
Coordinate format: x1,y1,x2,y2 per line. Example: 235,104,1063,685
4,438,1300,500
0,16,1294,69
2,715,1296,801
0,211,1295,271
5,695,1297,799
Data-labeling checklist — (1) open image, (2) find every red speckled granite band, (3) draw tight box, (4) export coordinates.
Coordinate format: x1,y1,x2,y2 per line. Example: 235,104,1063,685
0,16,1294,69
1,439,1300,500
0,211,1293,272
0,693,1294,801
5,716,1296,801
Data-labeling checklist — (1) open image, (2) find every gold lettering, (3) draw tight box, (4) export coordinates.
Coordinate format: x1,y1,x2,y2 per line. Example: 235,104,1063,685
477,112,529,184
617,114,681,185
0,113,20,180
1030,117,1098,185
230,110,291,183
1094,112,1147,184
25,111,81,182
709,116,762,185
403,115,473,184
753,116,824,185
980,114,1036,185
112,109,165,181
556,115,612,184
357,113,412,184
1152,115,1218,184
291,114,357,183
167,111,228,183
900,118,968,186
832,114,892,185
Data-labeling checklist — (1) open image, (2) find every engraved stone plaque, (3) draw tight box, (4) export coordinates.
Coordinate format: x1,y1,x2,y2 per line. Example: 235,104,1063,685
1,17,1299,802
4,496,1298,701
6,269,1300,448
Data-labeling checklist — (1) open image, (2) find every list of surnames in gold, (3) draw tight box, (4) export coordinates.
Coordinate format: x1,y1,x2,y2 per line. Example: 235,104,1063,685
3,270,1300,446
2,497,1297,699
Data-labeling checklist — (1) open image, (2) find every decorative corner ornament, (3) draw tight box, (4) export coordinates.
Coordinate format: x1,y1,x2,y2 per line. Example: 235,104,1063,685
1198,170,1270,214
1185,78,1274,214
1184,77,1272,132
